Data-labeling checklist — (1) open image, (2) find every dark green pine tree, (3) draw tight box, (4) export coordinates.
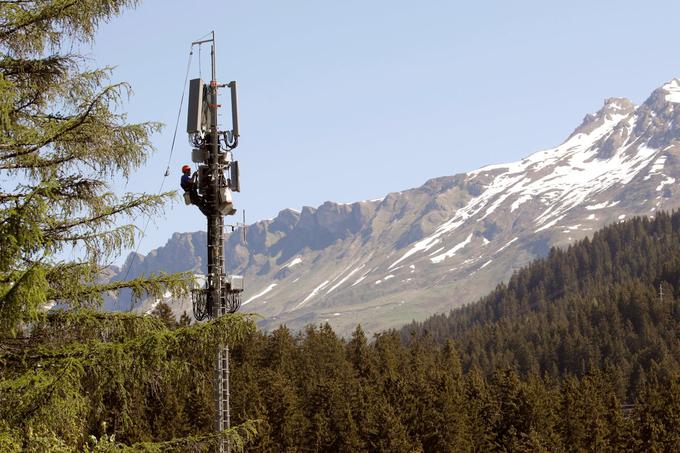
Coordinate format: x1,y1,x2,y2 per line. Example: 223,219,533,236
297,324,363,452
633,376,680,451
178,310,192,327
150,302,177,329
0,0,193,336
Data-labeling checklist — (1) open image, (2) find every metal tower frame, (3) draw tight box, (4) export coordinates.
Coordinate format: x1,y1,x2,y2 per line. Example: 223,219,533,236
186,32,242,453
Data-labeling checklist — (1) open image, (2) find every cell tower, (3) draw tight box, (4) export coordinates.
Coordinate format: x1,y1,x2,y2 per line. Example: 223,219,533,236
184,32,242,453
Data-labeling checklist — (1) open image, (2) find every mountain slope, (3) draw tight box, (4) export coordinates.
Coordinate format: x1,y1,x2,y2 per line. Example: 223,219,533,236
401,210,680,398
111,80,680,336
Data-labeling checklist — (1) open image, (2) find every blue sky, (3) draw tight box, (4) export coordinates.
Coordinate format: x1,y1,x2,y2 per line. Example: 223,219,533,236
87,0,680,260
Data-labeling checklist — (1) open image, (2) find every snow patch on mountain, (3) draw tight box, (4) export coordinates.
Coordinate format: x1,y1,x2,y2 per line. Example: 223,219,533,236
352,269,371,286
586,200,620,210
497,238,518,253
480,259,493,269
530,139,658,231
296,281,329,309
327,264,365,294
390,110,648,268
144,291,172,314
646,156,667,180
431,233,474,264
656,175,675,191
284,257,303,268
539,213,569,231
388,217,466,269
663,79,680,103
244,283,277,305
511,194,533,212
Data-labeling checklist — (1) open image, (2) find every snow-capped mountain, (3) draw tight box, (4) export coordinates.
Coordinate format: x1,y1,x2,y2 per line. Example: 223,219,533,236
111,80,680,336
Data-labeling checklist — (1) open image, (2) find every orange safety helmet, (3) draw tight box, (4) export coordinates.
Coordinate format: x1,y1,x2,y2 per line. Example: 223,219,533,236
181,165,191,174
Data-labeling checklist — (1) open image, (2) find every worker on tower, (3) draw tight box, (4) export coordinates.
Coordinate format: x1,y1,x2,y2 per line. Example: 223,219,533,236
181,164,211,216
180,165,193,192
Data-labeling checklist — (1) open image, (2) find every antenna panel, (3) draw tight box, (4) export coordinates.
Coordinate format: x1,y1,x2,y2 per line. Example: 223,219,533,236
229,81,239,138
187,79,211,133
230,161,240,192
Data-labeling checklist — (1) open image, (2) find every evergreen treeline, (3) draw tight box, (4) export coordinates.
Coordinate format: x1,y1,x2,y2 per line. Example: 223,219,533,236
5,213,680,450
226,323,680,452
225,213,680,451
4,312,679,451
403,211,680,399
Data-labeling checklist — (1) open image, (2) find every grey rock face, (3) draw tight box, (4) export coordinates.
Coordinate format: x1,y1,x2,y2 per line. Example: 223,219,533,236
113,79,680,336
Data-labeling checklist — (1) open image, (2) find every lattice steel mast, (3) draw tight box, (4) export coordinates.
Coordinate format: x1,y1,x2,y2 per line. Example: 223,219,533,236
184,31,243,453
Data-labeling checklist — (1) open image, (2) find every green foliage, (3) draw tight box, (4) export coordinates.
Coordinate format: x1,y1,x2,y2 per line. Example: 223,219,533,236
0,4,260,450
0,0,193,336
150,302,177,329
212,213,680,451
404,211,680,398
81,420,260,452
1,310,257,451
218,322,679,451
2,212,680,450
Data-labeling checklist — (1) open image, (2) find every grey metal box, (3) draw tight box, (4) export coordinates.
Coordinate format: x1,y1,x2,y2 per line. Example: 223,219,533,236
226,275,244,291
191,148,207,163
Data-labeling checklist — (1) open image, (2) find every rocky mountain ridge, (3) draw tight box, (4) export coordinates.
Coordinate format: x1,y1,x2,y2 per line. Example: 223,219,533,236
110,79,680,336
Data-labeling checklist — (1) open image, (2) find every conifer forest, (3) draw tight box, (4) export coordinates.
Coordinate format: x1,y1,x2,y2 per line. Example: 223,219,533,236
2,1,680,451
